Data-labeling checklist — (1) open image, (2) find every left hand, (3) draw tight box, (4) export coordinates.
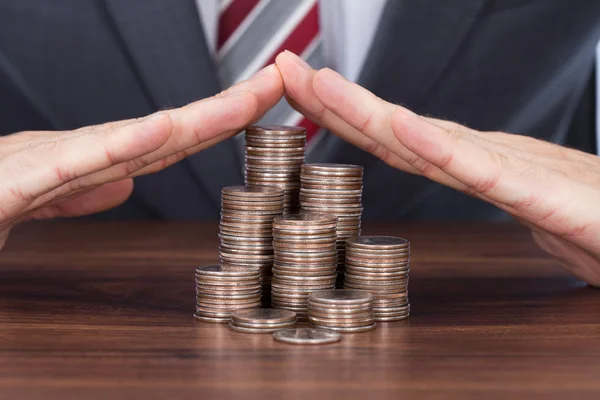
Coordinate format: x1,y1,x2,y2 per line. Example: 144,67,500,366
0,64,284,250
275,50,600,286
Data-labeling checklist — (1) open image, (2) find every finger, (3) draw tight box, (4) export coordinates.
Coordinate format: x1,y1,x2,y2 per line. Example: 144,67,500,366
67,64,284,186
0,118,146,156
531,229,600,286
390,107,600,241
309,66,471,186
275,51,420,174
27,179,134,219
0,112,172,218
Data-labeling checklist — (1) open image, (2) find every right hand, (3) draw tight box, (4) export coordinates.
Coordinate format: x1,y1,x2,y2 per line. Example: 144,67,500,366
0,65,284,249
274,51,600,286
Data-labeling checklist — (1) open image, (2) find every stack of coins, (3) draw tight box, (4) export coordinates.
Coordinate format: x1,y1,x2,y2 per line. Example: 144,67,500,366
300,164,364,287
308,289,376,333
271,213,338,319
194,265,262,323
219,185,284,305
344,236,410,321
245,125,306,213
229,308,297,333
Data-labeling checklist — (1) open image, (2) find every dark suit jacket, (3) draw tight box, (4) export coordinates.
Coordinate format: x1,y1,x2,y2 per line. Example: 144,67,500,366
0,0,599,220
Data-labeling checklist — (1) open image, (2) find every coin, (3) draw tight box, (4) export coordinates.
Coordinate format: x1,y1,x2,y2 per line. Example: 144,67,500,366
311,323,377,333
273,328,342,345
193,313,230,323
346,236,410,250
231,308,297,325
308,289,374,305
228,321,296,334
228,307,298,333
308,316,375,327
196,265,260,277
222,185,284,198
246,125,306,135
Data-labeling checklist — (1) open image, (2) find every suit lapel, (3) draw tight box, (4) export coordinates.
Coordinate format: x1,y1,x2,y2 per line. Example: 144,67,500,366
103,0,243,208
358,0,486,108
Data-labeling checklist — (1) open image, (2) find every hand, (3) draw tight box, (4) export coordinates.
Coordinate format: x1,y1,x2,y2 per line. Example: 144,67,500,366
275,50,600,286
0,65,284,249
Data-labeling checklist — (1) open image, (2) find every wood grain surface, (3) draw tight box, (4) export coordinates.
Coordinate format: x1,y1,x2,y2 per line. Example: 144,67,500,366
0,221,599,399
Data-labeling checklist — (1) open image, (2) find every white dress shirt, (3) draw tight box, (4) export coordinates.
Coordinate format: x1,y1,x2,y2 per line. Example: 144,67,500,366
195,0,387,83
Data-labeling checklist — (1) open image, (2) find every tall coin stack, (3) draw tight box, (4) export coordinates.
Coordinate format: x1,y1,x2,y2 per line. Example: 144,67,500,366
271,213,338,320
308,289,376,333
194,265,262,323
245,125,306,213
300,164,364,287
344,236,411,321
219,185,284,305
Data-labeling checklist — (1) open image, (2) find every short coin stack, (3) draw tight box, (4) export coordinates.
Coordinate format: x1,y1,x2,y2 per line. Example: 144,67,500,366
194,265,262,323
271,213,338,319
229,308,297,333
344,236,411,321
300,164,364,287
245,125,306,213
219,185,284,305
308,289,376,332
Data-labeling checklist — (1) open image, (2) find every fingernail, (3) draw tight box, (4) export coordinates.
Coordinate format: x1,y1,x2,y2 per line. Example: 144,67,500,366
284,50,311,70
251,64,276,80
321,67,345,80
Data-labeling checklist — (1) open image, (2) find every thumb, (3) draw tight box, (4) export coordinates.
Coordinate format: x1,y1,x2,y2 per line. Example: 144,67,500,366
27,179,134,219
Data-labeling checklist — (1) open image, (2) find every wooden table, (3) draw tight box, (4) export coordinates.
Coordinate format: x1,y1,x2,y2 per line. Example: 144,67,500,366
0,221,599,399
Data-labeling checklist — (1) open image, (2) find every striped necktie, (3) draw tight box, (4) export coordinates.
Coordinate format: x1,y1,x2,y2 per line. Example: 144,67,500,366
217,0,324,142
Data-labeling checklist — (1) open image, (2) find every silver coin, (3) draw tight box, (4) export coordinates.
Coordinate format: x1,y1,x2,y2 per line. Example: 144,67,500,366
221,204,284,212
228,321,295,334
300,184,363,191
311,322,377,333
308,315,375,326
346,236,410,249
245,146,306,154
308,289,374,304
308,298,373,308
221,195,284,203
231,308,297,325
195,265,260,277
300,188,363,196
274,213,338,226
273,268,336,277
245,138,306,147
246,124,306,135
308,309,374,320
273,328,341,345
232,320,297,329
273,225,337,233
193,313,230,323
222,185,284,197
374,314,410,322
